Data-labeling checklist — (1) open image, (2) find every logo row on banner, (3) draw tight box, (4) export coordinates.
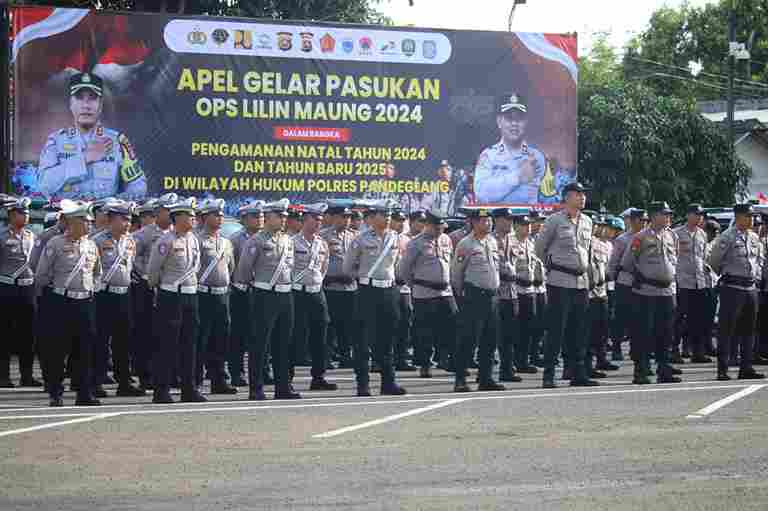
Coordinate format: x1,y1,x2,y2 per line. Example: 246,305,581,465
164,19,453,65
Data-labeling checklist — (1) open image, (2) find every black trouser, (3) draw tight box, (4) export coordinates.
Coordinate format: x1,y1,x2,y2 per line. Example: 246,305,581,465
413,295,458,368
197,291,231,386
95,291,133,388
227,286,250,384
587,297,609,372
132,279,155,383
249,289,294,390
516,293,537,369
531,291,547,362
717,286,758,373
293,290,330,379
757,292,768,357
455,285,499,384
153,290,199,392
45,293,96,400
498,298,519,375
356,284,399,387
395,293,413,365
0,283,36,382
325,289,358,363
543,285,589,382
675,288,710,359
634,293,675,377
613,283,636,359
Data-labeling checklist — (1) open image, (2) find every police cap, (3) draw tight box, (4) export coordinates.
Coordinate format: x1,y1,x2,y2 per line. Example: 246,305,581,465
497,93,527,115
647,201,673,216
733,203,754,216
69,72,103,97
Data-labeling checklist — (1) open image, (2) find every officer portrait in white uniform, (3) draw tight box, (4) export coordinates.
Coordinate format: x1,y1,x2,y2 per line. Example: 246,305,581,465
37,72,147,201
474,93,547,205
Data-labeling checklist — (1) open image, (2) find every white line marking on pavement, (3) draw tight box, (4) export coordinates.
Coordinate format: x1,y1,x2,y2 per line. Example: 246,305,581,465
0,413,121,438
686,384,766,419
312,399,467,439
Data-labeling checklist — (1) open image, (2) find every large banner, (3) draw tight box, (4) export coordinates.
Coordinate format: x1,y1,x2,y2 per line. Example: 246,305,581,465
9,6,577,214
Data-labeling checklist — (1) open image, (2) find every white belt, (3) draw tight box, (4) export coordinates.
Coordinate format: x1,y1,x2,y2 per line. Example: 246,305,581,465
52,288,92,300
101,285,129,295
160,284,198,294
231,282,248,292
198,285,229,295
359,277,394,288
292,283,322,293
252,282,292,293
0,275,34,286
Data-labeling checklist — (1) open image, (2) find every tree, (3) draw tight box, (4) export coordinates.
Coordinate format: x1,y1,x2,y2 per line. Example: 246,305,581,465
578,82,751,211
13,0,391,24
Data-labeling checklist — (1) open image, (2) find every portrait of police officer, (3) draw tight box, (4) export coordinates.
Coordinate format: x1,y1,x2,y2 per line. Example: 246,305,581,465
38,72,147,201
474,93,547,204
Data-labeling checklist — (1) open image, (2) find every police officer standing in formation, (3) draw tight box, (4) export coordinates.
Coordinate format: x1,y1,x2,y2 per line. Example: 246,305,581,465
391,210,416,371
535,182,596,388
147,198,206,404
234,199,300,401
451,208,505,392
708,203,765,380
195,199,237,395
92,199,145,397
674,204,712,364
620,202,680,385
512,214,539,374
343,200,407,397
35,200,102,406
291,203,336,391
228,200,264,386
132,193,177,391
586,216,613,378
0,198,40,388
398,208,457,379
492,208,523,383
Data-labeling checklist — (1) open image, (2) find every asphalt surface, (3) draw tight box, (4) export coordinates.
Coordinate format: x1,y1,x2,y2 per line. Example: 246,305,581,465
1,358,767,511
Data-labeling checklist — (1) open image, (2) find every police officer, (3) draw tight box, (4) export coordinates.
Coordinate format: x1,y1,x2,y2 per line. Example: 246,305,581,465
195,198,237,395
512,214,539,374
35,200,102,406
343,200,407,397
535,182,596,388
38,72,147,200
147,198,206,403
234,199,299,401
451,208,505,392
136,199,158,229
93,199,144,397
0,198,40,388
492,208,522,383
674,204,711,363
227,200,265,386
474,94,547,204
607,208,645,362
620,201,680,385
320,206,358,369
587,216,613,378
291,203,336,390
398,208,457,379
132,192,177,390
708,203,765,380
529,209,548,367
392,210,416,371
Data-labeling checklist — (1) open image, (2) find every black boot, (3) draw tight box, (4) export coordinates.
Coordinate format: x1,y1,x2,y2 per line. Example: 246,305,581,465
248,385,267,400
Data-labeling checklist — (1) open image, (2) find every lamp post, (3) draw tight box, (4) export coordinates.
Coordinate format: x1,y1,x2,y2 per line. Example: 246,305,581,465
508,0,527,32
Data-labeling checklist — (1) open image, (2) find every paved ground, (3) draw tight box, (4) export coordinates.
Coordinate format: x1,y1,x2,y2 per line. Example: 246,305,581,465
1,359,767,510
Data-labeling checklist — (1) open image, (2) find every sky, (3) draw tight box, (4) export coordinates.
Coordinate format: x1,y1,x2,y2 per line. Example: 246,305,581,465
379,0,718,56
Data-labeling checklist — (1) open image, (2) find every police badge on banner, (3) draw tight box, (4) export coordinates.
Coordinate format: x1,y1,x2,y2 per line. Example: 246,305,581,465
10,6,577,212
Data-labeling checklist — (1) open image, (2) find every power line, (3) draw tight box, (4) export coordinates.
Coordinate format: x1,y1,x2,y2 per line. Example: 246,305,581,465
626,56,768,89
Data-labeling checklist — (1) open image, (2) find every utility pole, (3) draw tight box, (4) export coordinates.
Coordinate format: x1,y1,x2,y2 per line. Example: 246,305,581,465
727,0,737,182
0,0,9,193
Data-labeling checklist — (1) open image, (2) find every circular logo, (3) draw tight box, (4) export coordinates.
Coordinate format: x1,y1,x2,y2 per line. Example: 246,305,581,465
212,29,229,45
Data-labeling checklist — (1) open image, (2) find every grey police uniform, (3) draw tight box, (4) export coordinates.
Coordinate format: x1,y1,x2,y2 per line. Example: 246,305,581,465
534,211,593,384
620,227,678,381
35,233,102,402
320,226,359,367
451,233,501,387
607,231,637,359
226,227,256,386
495,230,520,380
674,225,711,361
0,226,36,385
38,125,147,200
397,231,456,370
514,235,540,371
233,229,295,396
708,226,764,376
291,232,331,381
587,237,611,374
343,228,403,392
147,230,201,398
94,231,137,390
195,229,235,390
